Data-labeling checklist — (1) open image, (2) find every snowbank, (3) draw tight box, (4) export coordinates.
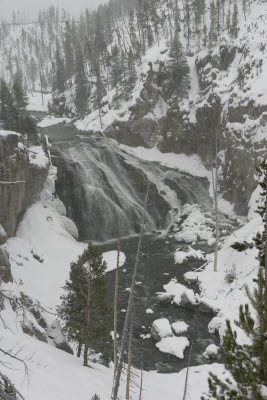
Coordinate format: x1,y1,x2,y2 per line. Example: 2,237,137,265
38,116,72,128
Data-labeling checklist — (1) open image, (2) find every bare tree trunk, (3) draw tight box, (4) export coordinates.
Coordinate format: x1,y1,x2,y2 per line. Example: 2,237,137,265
39,67,44,106
114,234,120,375
214,128,219,272
139,362,144,400
84,265,91,367
111,184,150,400
183,340,193,400
126,315,133,400
77,341,82,358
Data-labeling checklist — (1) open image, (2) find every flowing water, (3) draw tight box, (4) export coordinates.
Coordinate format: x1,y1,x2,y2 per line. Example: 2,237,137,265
44,123,221,372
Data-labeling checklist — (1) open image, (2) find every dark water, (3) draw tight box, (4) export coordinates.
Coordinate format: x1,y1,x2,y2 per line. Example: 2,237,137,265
97,232,220,373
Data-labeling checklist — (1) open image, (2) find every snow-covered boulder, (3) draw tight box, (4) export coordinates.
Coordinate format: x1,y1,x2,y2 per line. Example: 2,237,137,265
156,337,189,359
174,246,205,264
157,279,197,308
184,271,199,284
171,321,189,335
174,204,215,245
203,344,219,360
151,318,173,341
47,320,73,354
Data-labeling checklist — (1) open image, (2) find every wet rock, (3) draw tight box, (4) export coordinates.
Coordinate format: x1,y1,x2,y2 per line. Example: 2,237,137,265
0,225,7,246
0,133,48,237
0,246,12,283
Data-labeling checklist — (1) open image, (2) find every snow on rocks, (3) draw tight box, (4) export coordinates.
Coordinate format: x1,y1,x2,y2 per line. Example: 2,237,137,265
156,337,190,359
156,278,197,307
28,145,49,169
38,116,72,128
174,204,215,245
203,344,219,360
171,321,189,335
6,166,125,310
146,308,154,314
151,318,173,341
174,246,205,264
183,271,199,284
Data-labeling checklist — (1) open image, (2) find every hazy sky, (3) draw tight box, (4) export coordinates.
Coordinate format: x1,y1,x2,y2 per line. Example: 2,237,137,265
0,0,107,20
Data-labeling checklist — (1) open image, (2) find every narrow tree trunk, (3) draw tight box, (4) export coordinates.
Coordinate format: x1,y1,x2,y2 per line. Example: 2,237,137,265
139,362,144,400
183,341,193,400
39,67,44,106
84,266,91,367
214,128,219,272
126,314,133,400
111,184,150,400
77,341,82,358
114,234,120,375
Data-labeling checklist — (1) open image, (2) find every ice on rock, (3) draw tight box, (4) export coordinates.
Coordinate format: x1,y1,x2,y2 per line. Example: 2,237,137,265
174,246,205,264
203,344,219,359
171,321,189,335
174,204,215,245
156,337,190,359
151,318,173,341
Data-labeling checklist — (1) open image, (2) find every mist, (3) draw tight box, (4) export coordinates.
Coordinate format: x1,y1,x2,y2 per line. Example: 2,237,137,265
0,0,108,20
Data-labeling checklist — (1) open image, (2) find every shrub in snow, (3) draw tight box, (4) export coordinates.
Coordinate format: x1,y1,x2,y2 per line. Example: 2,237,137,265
224,264,237,284
156,336,189,359
151,318,173,341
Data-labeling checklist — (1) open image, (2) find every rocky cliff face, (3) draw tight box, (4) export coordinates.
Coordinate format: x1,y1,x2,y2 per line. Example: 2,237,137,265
0,132,49,240
103,40,266,216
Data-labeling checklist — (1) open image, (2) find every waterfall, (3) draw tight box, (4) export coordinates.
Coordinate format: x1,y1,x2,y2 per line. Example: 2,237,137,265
53,136,211,242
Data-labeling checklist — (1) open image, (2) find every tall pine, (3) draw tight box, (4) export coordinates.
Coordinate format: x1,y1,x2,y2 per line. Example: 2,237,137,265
58,243,111,367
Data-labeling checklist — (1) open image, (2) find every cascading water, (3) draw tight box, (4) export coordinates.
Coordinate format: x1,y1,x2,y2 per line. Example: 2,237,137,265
52,134,211,241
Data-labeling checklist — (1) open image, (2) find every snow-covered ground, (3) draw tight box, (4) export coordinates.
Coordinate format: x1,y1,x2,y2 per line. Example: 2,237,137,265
37,116,72,128
26,92,52,112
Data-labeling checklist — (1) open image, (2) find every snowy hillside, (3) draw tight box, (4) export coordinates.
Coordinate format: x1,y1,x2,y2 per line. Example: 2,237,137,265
1,0,267,399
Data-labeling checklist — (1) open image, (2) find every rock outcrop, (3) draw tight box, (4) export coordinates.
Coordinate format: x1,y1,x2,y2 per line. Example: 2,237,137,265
0,131,49,238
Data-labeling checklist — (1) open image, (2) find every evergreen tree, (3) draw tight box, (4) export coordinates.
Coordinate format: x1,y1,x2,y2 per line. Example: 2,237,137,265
58,243,111,367
74,46,89,115
54,47,65,93
167,32,190,99
202,161,267,400
231,1,239,39
91,395,100,400
13,71,27,110
64,21,75,80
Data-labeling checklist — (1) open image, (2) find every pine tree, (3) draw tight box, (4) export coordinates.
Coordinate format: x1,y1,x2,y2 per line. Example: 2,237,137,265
91,395,100,400
74,46,88,115
54,47,65,93
202,161,267,400
231,1,239,39
64,21,75,80
167,32,190,99
58,243,111,367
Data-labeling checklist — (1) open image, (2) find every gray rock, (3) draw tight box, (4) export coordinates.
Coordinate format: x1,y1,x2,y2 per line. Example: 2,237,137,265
0,225,7,246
